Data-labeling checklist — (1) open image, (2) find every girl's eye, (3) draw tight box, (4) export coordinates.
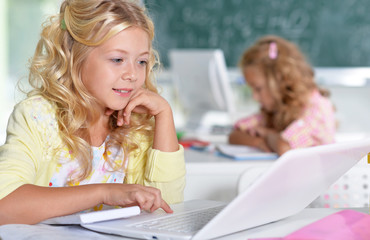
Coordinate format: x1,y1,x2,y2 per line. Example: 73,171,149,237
111,58,123,63
138,60,148,66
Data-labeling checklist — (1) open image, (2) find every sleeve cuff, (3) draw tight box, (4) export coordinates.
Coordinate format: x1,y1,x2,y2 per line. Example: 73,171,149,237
145,144,186,182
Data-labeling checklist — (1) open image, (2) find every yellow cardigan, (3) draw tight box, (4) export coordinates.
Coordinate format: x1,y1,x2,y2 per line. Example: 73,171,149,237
0,96,186,203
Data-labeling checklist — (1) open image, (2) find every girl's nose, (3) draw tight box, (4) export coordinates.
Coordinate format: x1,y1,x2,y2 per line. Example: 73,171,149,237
121,61,137,82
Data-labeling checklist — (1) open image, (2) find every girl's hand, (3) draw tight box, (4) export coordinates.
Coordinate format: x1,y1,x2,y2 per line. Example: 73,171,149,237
253,126,269,138
103,184,173,213
116,88,170,126
246,128,258,137
253,127,291,155
106,88,178,152
229,129,270,152
255,137,272,152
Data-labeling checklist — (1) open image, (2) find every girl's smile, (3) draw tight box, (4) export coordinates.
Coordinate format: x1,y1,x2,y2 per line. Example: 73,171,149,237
113,88,133,97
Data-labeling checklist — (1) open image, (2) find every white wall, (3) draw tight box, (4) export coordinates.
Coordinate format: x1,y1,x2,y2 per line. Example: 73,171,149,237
0,0,10,145
0,0,61,145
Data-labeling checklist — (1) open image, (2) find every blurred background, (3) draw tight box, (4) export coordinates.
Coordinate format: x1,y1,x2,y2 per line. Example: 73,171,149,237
0,0,60,144
2,0,370,144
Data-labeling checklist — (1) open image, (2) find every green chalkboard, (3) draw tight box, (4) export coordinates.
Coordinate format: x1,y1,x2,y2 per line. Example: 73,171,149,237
145,0,370,67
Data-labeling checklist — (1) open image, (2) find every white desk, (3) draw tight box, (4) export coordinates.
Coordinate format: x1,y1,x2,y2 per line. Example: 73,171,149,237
184,149,274,202
1,208,367,240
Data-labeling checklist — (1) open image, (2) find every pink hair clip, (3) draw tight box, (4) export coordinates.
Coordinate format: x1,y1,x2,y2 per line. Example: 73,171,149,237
269,42,278,59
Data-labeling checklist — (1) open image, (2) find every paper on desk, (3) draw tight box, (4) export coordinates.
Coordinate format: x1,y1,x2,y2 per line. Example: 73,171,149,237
216,144,278,160
0,224,122,240
249,209,370,240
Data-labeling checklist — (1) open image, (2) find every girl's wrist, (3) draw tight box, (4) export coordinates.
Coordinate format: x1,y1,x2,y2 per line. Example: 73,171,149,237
154,105,173,121
94,184,108,205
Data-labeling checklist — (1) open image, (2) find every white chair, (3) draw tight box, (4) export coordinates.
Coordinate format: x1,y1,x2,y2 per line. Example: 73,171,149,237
237,158,370,208
237,166,268,194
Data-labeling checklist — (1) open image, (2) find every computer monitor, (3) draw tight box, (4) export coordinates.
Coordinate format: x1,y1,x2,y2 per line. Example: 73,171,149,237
169,49,236,132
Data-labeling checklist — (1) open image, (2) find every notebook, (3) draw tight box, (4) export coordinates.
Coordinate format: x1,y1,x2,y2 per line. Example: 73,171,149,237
216,143,278,160
80,138,370,240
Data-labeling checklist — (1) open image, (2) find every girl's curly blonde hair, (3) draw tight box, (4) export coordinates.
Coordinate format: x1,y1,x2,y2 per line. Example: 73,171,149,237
28,0,159,182
239,35,330,132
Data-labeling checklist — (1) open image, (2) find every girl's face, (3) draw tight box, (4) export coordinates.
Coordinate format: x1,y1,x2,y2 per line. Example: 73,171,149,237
81,26,150,113
243,66,275,112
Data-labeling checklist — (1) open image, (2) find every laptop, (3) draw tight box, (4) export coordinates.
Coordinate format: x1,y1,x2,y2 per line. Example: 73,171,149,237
81,138,370,240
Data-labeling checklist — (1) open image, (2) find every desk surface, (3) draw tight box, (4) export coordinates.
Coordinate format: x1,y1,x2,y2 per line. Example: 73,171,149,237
185,148,274,173
1,208,367,240
184,149,274,202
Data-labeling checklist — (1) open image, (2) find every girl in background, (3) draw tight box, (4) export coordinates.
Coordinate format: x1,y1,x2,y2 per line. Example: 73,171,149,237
229,35,336,155
0,0,185,224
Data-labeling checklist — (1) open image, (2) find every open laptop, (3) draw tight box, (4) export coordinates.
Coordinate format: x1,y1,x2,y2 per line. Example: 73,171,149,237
81,138,370,239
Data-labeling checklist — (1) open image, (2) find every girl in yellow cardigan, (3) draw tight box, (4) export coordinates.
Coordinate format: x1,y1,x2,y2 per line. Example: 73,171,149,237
0,0,185,224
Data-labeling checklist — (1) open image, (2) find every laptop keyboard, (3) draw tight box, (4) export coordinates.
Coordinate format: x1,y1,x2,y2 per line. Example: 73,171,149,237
131,205,225,234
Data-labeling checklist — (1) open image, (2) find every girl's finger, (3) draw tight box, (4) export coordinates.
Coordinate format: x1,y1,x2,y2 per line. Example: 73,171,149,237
144,187,164,213
116,109,124,126
105,108,115,116
247,129,256,137
159,199,173,213
123,95,150,125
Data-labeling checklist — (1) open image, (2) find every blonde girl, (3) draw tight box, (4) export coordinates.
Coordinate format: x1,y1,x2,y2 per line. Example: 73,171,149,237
0,0,185,224
229,35,336,155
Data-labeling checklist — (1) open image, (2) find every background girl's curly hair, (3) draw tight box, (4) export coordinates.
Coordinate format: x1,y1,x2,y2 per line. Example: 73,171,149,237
239,35,330,131
28,0,159,182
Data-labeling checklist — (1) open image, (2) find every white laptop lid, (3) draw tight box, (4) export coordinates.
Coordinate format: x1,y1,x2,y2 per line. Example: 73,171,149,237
82,139,370,240
195,138,370,239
